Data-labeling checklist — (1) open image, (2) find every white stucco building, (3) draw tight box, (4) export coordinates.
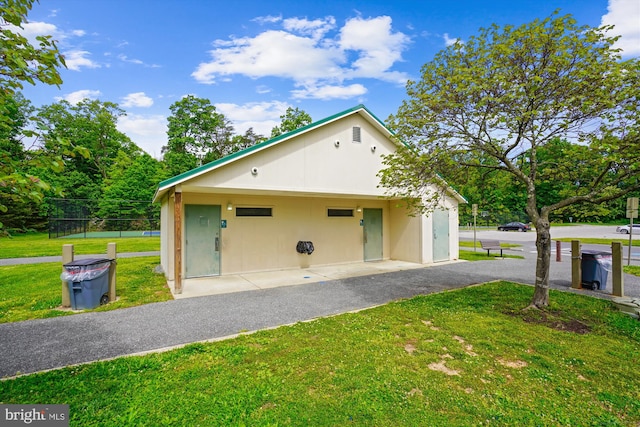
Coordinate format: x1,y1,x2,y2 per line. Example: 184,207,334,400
153,105,465,293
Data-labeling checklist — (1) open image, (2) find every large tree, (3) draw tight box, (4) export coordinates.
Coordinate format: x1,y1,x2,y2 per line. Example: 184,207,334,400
163,95,234,170
379,13,640,308
34,99,137,199
0,0,68,225
270,107,312,138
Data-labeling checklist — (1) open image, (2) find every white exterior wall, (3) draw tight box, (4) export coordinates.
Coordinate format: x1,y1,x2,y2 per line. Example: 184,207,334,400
389,204,422,263
185,117,394,197
177,193,392,274
157,108,463,278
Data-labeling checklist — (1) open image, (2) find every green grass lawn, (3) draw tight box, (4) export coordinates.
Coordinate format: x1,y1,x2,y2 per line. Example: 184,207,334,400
0,232,159,258
0,257,172,323
459,240,523,261
0,282,638,426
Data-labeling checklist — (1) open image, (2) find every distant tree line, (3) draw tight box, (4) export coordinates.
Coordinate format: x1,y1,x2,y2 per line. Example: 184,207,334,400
1,85,311,231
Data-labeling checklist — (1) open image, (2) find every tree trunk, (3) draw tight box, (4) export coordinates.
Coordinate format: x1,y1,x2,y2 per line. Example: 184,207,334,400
531,218,552,308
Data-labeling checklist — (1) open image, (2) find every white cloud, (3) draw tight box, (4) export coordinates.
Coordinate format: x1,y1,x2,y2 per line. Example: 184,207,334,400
18,21,60,41
282,16,336,40
339,16,411,82
121,92,154,108
252,15,282,25
10,20,85,47
118,54,143,65
443,33,460,47
64,50,100,71
256,85,271,94
117,114,167,158
192,14,410,100
291,83,367,100
601,0,640,56
215,101,290,136
55,89,101,104
192,30,343,84
117,54,160,68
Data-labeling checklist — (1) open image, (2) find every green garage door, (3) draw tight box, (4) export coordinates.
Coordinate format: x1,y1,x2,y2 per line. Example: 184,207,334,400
185,204,221,278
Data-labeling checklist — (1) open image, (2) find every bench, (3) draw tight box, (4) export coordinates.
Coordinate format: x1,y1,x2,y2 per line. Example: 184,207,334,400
480,239,503,257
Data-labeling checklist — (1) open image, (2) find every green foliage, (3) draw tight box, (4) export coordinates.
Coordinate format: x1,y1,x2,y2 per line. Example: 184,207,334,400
270,106,312,138
0,0,65,96
35,99,138,181
231,127,267,151
163,95,235,171
0,1,69,225
380,12,640,306
105,152,166,200
161,150,198,179
382,13,640,219
0,283,637,425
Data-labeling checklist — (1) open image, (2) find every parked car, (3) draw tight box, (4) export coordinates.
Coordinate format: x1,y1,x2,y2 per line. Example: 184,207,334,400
498,221,531,232
616,224,640,234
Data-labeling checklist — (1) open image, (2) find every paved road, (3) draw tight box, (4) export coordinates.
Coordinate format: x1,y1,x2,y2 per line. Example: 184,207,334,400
0,252,160,266
460,225,640,262
1,252,638,378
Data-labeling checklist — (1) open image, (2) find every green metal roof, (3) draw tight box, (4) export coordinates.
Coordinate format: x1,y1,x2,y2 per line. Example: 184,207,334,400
153,104,393,202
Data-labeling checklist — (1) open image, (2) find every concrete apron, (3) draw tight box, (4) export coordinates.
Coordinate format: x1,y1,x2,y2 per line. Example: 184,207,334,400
168,260,457,299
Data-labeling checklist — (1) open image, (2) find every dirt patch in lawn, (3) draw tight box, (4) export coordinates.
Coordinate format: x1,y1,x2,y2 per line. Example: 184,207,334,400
503,308,591,334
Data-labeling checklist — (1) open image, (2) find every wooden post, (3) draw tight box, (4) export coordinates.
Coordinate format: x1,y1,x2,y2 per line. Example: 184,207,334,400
611,241,624,297
107,242,117,302
61,244,74,307
571,240,581,289
556,240,561,262
174,191,183,294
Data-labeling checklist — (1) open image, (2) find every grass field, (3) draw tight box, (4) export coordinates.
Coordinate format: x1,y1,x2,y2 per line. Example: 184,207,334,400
1,230,639,425
0,257,172,324
0,232,159,258
0,283,638,426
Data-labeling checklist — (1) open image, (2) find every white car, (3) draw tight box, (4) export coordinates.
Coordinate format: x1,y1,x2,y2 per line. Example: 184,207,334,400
616,224,640,234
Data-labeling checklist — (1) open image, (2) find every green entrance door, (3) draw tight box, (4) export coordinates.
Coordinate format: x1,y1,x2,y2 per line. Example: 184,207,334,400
432,208,450,262
185,204,221,278
363,208,383,261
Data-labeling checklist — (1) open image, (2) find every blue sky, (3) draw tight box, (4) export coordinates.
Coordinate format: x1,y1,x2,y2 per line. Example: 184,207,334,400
17,0,640,157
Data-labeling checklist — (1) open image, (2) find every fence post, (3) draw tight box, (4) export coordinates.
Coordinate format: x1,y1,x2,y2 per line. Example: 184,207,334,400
61,244,74,307
571,240,581,289
107,242,117,302
611,241,624,297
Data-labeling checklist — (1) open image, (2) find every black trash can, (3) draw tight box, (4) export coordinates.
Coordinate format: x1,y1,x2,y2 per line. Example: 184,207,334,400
61,258,113,309
581,250,612,290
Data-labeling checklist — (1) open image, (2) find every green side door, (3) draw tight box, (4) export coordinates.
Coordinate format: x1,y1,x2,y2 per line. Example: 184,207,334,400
185,204,221,278
363,208,383,261
432,208,450,262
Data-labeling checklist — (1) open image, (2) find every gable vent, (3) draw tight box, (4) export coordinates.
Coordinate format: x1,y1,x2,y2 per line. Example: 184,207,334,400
352,126,361,143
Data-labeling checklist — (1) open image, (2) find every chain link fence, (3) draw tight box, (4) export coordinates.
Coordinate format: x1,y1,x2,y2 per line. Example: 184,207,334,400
47,198,159,238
